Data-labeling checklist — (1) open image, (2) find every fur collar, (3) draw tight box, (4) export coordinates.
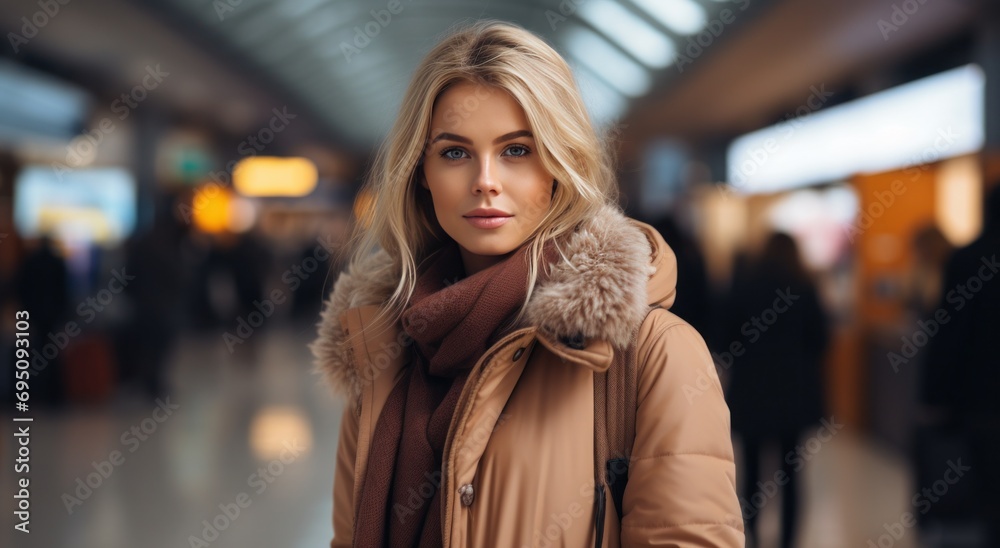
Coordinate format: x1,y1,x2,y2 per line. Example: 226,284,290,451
310,204,677,397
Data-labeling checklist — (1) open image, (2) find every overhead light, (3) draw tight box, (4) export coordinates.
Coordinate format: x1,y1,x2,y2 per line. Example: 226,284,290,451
564,26,651,97
726,64,985,194
936,156,982,247
191,185,234,234
630,0,707,35
578,0,676,68
234,156,318,197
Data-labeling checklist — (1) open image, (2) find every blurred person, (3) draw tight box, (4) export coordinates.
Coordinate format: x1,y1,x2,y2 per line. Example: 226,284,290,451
119,196,185,398
14,234,70,405
903,225,954,319
921,184,1000,546
897,224,952,444
190,232,232,328
649,215,711,336
311,21,743,548
226,228,271,363
195,228,270,362
724,232,830,548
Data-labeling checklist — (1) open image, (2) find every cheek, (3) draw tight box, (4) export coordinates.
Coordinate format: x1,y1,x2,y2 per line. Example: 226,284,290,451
521,182,553,221
430,189,470,228
423,168,455,203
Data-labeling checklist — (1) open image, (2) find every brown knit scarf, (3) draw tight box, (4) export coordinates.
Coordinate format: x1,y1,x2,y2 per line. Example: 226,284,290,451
353,237,557,547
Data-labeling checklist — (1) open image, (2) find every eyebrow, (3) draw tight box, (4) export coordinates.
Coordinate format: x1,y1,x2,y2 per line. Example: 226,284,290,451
429,129,533,146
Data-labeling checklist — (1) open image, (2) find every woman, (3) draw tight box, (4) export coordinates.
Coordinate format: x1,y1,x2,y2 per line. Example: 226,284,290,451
312,21,743,548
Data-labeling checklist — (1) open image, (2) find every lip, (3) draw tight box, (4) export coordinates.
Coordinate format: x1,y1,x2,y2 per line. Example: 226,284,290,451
463,208,513,229
463,208,512,217
464,216,512,229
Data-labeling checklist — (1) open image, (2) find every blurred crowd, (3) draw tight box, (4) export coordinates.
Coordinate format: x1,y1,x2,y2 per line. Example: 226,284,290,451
643,184,1000,548
1,191,343,406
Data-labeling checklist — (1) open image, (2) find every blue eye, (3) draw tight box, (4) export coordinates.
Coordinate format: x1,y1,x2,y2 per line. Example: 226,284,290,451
438,144,530,161
440,148,468,161
505,144,530,157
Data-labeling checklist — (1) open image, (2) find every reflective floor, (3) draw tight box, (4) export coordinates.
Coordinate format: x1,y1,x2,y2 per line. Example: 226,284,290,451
0,327,951,548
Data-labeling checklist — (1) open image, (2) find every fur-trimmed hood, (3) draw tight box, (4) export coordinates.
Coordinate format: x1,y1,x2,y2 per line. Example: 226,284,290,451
311,204,677,398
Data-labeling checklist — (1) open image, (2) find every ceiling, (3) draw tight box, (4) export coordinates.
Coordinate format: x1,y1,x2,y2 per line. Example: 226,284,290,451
153,0,747,147
0,0,304,141
0,0,980,160
622,0,978,152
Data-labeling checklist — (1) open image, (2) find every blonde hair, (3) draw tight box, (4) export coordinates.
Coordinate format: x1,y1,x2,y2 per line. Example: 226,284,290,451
338,19,621,331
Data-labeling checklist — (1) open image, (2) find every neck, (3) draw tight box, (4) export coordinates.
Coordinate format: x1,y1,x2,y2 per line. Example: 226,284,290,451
458,245,516,277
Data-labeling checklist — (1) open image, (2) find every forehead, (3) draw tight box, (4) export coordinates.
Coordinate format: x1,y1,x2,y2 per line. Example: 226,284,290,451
430,82,528,132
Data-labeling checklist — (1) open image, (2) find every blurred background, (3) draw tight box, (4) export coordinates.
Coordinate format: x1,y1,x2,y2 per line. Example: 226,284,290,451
1,0,998,547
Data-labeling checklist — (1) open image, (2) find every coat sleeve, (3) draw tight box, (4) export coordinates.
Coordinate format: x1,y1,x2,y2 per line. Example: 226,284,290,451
331,397,360,548
621,309,745,547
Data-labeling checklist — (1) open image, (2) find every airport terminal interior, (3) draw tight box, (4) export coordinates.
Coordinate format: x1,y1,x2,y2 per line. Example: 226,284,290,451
2,0,1000,546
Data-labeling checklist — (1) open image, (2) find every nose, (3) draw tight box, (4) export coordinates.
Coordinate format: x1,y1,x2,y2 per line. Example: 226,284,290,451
472,157,501,196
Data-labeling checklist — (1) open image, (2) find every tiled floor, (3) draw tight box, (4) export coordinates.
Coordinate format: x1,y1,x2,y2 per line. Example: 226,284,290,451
0,327,954,547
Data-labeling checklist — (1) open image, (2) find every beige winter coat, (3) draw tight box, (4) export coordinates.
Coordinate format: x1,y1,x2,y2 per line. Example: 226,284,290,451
313,204,745,547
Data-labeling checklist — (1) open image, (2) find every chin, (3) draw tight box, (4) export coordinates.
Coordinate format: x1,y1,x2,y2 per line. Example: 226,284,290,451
454,235,519,257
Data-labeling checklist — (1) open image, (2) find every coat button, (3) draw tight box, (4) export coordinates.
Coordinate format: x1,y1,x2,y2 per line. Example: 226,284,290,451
458,484,475,507
512,347,525,361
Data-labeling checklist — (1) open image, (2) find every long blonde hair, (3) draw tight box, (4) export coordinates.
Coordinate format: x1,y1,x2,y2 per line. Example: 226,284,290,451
338,19,621,331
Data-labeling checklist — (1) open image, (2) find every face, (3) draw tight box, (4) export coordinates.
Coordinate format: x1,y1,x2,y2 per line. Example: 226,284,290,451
420,81,554,276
